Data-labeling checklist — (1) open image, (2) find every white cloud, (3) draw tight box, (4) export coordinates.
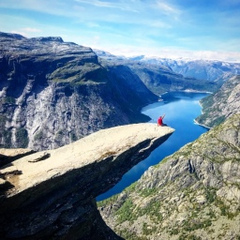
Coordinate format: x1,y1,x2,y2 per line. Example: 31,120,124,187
10,28,42,37
22,27,42,33
154,0,181,16
146,20,171,28
74,0,139,12
75,0,118,8
100,44,240,63
1,0,239,63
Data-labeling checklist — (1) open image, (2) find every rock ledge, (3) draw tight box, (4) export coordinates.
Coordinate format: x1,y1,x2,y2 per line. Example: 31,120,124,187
0,123,174,239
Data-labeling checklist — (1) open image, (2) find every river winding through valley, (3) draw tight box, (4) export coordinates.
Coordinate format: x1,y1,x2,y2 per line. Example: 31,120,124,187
97,92,209,201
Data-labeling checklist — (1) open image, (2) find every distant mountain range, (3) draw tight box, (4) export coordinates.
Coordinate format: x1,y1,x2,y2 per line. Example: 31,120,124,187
96,50,240,89
128,55,240,85
95,50,218,95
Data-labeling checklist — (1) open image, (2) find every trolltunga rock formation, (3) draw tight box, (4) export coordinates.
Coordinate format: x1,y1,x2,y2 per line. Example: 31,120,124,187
0,123,174,240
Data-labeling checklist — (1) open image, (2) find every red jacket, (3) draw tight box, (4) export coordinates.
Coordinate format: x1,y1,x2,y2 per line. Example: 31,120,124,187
158,116,163,126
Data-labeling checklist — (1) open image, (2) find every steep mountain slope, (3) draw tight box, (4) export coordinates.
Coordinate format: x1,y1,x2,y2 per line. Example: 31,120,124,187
134,56,240,86
196,75,240,128
96,51,216,95
0,32,157,150
99,114,240,240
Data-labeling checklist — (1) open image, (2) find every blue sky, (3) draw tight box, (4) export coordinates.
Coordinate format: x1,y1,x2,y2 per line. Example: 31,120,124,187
0,0,240,61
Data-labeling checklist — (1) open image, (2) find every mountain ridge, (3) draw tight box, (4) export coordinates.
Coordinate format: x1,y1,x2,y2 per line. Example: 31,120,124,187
0,32,157,151
95,50,240,90
128,55,240,84
95,50,216,96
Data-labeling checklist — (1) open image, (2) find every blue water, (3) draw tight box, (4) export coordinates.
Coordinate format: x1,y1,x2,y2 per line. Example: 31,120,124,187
97,92,209,201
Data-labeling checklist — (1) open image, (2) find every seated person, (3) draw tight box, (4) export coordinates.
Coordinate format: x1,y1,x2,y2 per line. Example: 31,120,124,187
157,114,166,126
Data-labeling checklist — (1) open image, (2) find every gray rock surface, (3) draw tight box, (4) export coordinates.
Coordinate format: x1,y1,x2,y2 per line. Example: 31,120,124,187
0,123,174,239
99,114,240,240
0,32,157,151
196,75,240,128
0,148,35,167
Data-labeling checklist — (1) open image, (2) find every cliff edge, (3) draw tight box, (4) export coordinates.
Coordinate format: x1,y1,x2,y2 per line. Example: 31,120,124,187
0,123,174,240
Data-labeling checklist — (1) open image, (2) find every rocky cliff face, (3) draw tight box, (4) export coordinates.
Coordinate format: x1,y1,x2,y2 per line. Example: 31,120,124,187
0,32,157,151
0,123,174,240
196,75,240,128
99,114,240,240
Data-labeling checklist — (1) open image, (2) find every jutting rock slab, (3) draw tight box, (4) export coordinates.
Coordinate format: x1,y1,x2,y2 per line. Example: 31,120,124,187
0,123,174,240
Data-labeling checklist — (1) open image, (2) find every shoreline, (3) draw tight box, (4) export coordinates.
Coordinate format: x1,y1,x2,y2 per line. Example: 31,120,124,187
183,89,213,94
159,90,213,98
194,93,211,130
143,90,212,130
193,119,211,130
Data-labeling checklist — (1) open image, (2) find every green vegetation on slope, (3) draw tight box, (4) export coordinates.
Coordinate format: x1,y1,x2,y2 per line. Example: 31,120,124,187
196,75,240,128
98,114,240,240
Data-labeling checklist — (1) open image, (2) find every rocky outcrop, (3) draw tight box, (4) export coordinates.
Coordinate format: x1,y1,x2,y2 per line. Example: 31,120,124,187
0,32,157,151
0,123,174,240
196,75,240,128
99,114,240,240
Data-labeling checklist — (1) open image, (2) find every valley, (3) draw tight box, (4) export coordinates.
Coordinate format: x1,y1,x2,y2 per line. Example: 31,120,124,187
0,32,239,240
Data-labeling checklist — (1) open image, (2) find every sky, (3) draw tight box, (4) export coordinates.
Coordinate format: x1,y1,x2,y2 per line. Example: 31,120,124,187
0,0,240,62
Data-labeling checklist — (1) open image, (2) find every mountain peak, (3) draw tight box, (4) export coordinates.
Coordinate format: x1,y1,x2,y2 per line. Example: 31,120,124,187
30,36,64,42
0,31,25,40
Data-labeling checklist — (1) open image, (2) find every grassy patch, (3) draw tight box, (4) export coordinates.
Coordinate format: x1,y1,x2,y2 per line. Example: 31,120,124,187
34,131,43,141
97,194,119,208
118,228,148,240
139,187,157,197
3,96,16,104
183,218,212,232
137,199,163,223
116,199,137,224
179,233,202,240
205,188,216,203
16,128,29,148
142,222,157,235
0,114,7,128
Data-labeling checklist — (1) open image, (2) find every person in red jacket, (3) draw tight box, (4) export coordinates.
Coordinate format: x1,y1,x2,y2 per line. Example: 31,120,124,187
157,114,165,126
